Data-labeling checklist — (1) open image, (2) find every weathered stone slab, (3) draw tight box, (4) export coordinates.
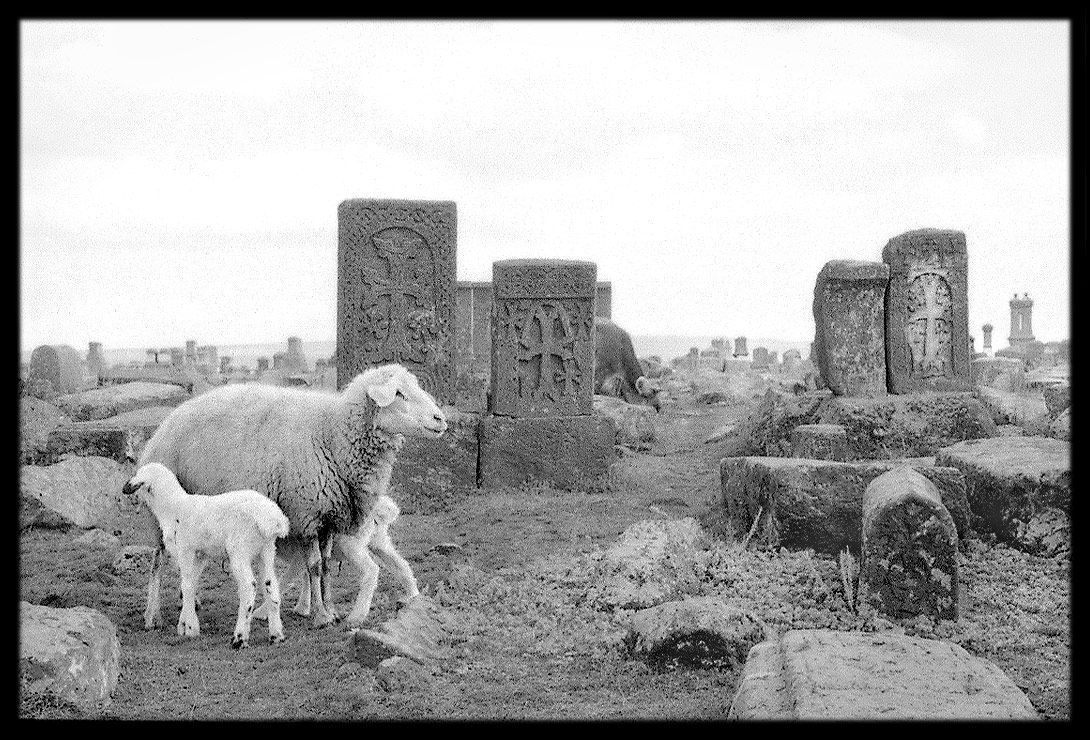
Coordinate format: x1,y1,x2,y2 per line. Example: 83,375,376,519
20,602,121,710
1041,381,1070,419
336,198,457,404
594,394,657,450
591,518,710,610
733,336,748,357
976,386,1049,429
478,414,616,490
350,595,451,668
812,260,889,397
29,344,85,397
719,457,969,554
751,346,771,370
489,259,597,417
1048,408,1070,441
624,597,766,669
728,629,1039,719
883,229,971,394
20,457,135,531
390,407,479,514
20,396,67,465
45,425,138,464
935,437,1069,556
861,467,959,619
971,356,1024,390
790,424,849,461
53,382,188,422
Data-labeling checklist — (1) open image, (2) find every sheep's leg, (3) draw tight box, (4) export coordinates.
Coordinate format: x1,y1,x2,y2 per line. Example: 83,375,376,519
305,539,338,627
258,543,285,644
337,532,381,629
176,549,201,638
320,535,338,620
289,555,311,616
369,528,421,608
229,553,258,649
142,508,165,629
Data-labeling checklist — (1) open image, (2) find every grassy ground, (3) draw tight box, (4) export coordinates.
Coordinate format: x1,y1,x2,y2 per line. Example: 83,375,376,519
19,369,1070,720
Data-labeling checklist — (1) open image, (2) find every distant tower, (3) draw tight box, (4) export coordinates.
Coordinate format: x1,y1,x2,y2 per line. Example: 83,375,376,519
1008,293,1035,348
982,323,993,352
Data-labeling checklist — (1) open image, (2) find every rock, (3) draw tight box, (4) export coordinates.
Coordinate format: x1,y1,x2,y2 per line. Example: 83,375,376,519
20,493,76,532
719,457,970,554
976,387,1050,430
19,602,121,711
20,457,135,531
971,356,1025,391
1041,382,1070,419
375,656,434,692
592,518,712,610
719,389,829,457
790,424,849,461
45,425,139,464
112,545,158,573
594,394,657,449
53,382,188,422
624,597,767,670
935,437,1069,556
1048,407,1070,441
20,396,68,464
350,595,452,669
703,422,737,445
75,528,121,550
728,629,1039,719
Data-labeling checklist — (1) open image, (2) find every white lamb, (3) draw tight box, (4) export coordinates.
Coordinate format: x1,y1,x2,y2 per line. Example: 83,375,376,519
122,462,290,649
136,363,446,631
254,494,418,625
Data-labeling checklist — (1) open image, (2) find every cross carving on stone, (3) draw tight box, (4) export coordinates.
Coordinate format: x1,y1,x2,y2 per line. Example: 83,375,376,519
907,273,952,378
363,229,432,362
516,303,579,401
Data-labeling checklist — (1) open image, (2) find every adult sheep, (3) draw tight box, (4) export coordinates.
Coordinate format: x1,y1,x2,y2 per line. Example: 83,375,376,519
136,363,447,631
594,317,664,412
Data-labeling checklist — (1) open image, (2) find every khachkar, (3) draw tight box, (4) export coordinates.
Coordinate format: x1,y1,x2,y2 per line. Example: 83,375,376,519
812,260,890,397
337,199,457,403
883,229,971,394
479,259,616,489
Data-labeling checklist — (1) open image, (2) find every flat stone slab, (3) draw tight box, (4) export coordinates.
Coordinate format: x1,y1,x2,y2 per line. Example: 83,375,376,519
976,387,1049,429
478,414,616,490
594,394,658,449
350,595,452,668
971,356,1025,390
391,407,479,513
20,602,121,710
728,629,1039,719
46,425,140,464
935,437,1069,556
719,457,969,554
53,382,188,422
790,424,849,461
20,456,135,531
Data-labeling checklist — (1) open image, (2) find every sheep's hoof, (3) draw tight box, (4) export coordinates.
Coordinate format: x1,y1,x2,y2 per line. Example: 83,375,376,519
311,609,339,628
231,636,249,650
269,633,285,645
144,615,161,630
291,604,311,617
178,622,199,638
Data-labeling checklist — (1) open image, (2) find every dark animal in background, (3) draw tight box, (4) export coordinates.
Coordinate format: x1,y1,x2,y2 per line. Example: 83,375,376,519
594,317,664,412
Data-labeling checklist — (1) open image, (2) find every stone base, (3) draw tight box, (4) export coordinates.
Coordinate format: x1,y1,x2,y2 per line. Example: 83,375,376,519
718,457,970,554
728,630,1039,720
478,414,616,490
790,424,849,461
390,408,479,514
46,425,138,464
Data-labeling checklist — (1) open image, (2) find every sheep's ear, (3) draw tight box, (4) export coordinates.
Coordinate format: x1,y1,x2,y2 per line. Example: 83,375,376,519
366,374,400,407
636,376,653,396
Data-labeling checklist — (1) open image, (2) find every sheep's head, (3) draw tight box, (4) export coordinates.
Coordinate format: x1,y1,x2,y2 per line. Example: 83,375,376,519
635,376,665,413
346,364,447,438
122,462,179,505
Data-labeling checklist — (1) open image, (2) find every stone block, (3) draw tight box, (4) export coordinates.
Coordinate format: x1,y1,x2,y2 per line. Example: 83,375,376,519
53,382,188,422
624,597,766,670
971,356,1024,390
1041,381,1070,419
935,437,1069,556
20,602,121,710
790,424,849,461
45,425,138,464
728,629,1039,719
20,456,136,531
489,259,597,417
29,344,84,397
718,457,969,554
390,407,479,514
812,260,889,397
478,414,616,490
336,198,457,404
883,229,972,394
860,467,959,619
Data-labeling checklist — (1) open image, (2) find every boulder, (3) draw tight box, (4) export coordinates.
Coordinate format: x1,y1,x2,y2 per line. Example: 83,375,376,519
350,595,452,668
624,597,767,670
728,629,1039,719
20,493,76,532
20,602,121,711
20,396,68,465
591,518,712,610
975,387,1050,431
970,356,1025,391
75,528,121,550
53,382,188,422
20,457,135,531
935,437,1069,556
1048,408,1070,441
594,394,657,449
1041,382,1070,419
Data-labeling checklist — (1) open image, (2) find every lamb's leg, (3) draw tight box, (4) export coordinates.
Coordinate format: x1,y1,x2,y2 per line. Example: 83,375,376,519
258,542,285,644
305,538,338,627
252,554,305,620
369,526,421,608
229,553,258,649
176,549,201,638
337,531,381,629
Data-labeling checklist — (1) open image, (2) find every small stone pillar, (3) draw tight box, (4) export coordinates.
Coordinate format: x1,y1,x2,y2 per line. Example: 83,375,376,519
272,352,286,370
1008,294,1035,348
286,336,308,373
86,342,105,379
860,467,959,620
687,346,700,372
733,336,748,357
812,260,889,397
257,357,270,372
479,259,615,489
169,347,184,367
982,323,993,352
751,347,770,370
883,229,971,394
219,356,231,374
185,340,197,364
790,424,850,461
782,348,801,373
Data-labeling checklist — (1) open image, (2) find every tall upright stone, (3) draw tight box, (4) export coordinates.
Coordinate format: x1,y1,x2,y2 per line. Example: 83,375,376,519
29,345,84,396
883,229,971,394
733,336,748,357
185,340,198,365
781,348,802,373
169,347,184,367
812,260,889,397
272,352,286,370
1007,293,1035,348
751,347,770,370
86,342,105,380
256,356,270,372
286,336,308,373
479,259,615,489
982,323,993,353
337,198,456,404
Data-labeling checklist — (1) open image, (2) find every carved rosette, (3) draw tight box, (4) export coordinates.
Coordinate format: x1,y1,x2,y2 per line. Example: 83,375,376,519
337,199,456,403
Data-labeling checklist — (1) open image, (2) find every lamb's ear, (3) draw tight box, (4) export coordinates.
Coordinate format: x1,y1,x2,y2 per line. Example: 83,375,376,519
366,373,401,407
635,376,653,396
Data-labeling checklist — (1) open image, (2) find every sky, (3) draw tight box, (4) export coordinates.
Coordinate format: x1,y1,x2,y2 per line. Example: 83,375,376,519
20,19,1072,354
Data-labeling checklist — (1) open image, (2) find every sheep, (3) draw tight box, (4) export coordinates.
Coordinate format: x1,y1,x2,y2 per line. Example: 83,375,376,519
594,317,664,412
135,363,447,632
253,494,418,625
122,462,290,649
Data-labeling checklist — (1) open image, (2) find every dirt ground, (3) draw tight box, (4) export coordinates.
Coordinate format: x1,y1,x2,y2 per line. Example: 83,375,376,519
19,369,1070,720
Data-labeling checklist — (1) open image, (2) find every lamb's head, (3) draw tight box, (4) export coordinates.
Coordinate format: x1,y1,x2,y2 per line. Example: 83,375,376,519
635,376,665,413
345,364,447,438
122,462,180,506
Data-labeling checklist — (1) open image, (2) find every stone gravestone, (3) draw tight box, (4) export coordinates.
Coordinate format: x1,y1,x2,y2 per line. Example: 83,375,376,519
256,356,270,372
883,229,971,394
812,260,889,397
286,336,308,372
733,336,748,358
185,340,197,364
751,347,770,370
768,350,778,370
272,352,286,370
337,198,457,404
86,342,105,380
169,347,184,367
982,323,993,352
479,259,615,489
29,345,84,396
781,348,802,373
